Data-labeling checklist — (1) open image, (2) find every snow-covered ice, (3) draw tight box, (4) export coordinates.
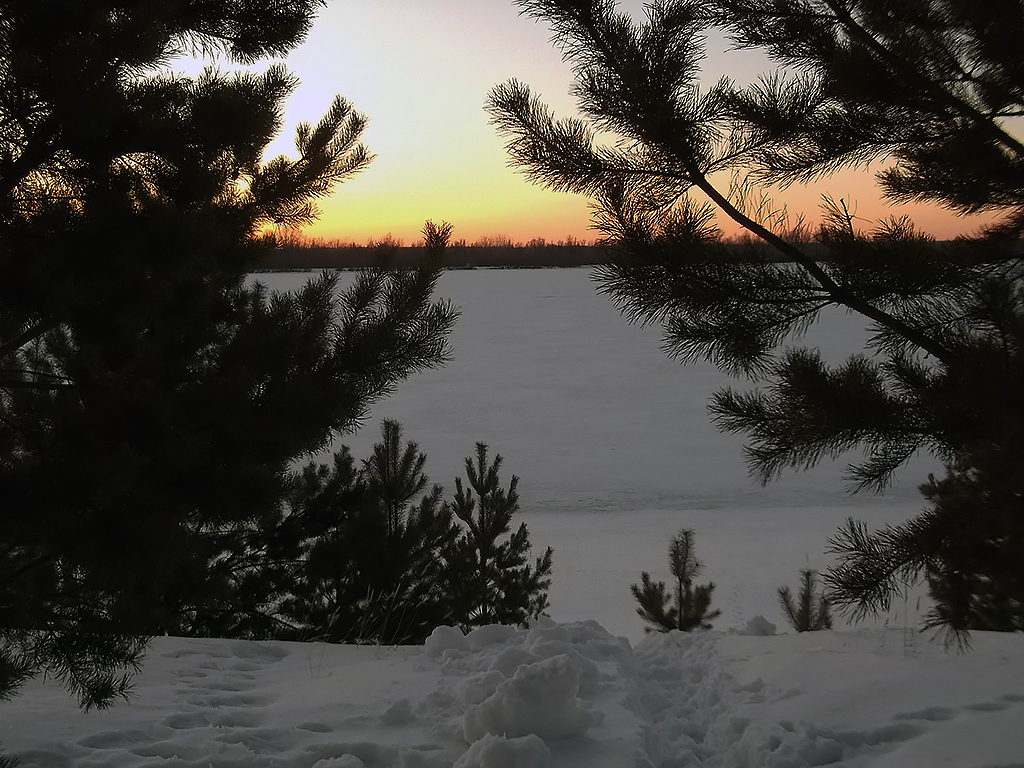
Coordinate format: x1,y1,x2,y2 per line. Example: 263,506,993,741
4,268,1022,766
301,267,940,638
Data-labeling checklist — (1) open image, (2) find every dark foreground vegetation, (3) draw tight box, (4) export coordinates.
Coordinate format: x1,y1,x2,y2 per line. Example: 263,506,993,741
0,0,557,715
0,0,463,710
204,419,552,647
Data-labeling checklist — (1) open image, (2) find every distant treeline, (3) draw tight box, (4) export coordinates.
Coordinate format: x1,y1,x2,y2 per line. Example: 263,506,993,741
261,239,977,271
261,240,799,270
263,243,604,269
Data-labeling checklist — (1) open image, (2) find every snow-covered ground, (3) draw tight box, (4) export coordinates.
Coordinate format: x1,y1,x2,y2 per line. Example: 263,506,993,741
5,622,1024,766
4,268,1022,767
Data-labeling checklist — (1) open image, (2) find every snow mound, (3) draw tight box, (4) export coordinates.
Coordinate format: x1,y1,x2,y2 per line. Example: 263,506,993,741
742,615,778,636
453,733,551,768
425,625,471,657
462,653,597,741
425,619,626,758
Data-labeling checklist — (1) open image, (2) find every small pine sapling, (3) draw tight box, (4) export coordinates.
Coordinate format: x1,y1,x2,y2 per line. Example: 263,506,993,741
279,420,458,645
778,569,833,632
445,443,553,631
350,420,458,644
632,528,721,632
363,419,434,537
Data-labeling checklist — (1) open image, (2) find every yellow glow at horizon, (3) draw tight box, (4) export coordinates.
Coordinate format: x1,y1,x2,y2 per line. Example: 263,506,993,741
173,0,994,244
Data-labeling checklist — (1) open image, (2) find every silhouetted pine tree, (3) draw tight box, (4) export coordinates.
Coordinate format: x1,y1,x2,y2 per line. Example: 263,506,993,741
276,430,552,641
778,569,833,632
274,448,365,638
0,1,457,707
829,444,1024,647
918,454,1024,636
192,446,367,642
444,444,553,631
632,528,720,632
353,420,459,643
487,0,1024,641
277,421,458,645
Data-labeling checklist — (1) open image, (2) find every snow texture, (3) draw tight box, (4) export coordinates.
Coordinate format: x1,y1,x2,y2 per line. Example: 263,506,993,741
3,620,1024,767
453,733,551,768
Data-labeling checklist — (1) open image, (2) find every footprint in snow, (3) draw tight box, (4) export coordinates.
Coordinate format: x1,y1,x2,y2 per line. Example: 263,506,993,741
154,640,289,736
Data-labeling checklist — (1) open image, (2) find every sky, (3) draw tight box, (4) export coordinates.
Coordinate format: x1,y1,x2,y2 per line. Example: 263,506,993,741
177,0,993,245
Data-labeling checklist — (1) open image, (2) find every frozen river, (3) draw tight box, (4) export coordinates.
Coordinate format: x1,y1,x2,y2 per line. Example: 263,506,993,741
259,268,938,638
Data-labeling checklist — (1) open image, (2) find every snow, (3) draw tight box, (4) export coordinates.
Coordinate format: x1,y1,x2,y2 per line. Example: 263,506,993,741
4,622,1023,766
293,267,940,638
4,268,1023,766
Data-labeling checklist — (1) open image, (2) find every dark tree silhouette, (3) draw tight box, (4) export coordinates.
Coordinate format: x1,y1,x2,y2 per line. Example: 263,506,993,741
778,569,833,632
0,1,458,708
632,528,720,633
272,425,551,642
444,444,553,631
487,0,1024,642
829,443,1024,646
277,420,459,645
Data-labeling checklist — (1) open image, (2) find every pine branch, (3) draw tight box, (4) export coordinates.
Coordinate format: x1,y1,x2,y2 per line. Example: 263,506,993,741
0,318,59,359
691,173,956,364
818,0,1024,160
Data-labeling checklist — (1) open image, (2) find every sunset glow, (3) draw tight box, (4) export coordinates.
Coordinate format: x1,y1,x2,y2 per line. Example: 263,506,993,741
183,0,995,245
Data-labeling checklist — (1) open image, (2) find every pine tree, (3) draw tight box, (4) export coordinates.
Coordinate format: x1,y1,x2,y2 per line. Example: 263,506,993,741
632,528,720,633
444,444,553,631
487,0,1024,639
778,569,833,632
272,447,375,642
0,2,458,707
828,444,1024,647
192,445,368,642
277,431,552,641
278,420,458,645
918,455,1024,636
354,420,459,643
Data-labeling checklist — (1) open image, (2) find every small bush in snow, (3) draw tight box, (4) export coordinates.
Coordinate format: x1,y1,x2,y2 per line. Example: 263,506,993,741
631,528,721,632
278,421,552,644
778,569,833,632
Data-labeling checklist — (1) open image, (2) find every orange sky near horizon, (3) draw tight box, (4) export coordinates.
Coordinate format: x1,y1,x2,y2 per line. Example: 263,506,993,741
176,1,997,245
